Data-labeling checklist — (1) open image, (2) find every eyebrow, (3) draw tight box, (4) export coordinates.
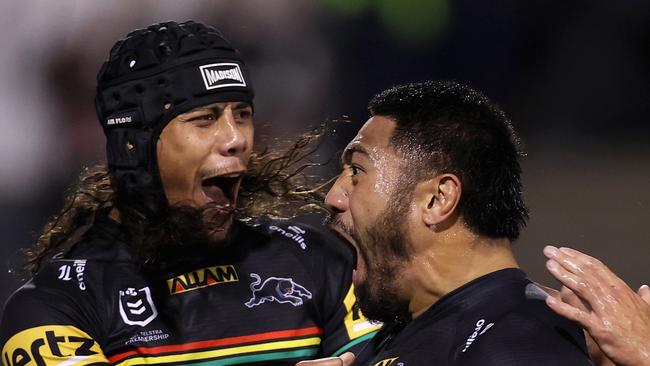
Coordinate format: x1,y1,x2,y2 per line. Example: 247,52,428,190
341,142,370,165
231,102,253,110
188,102,252,113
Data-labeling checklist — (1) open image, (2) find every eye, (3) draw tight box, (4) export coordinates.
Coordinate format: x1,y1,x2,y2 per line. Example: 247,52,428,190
348,165,364,185
191,114,215,121
189,113,216,127
235,109,253,122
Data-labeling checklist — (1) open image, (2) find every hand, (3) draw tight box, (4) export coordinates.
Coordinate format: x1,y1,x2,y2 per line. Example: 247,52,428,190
543,245,650,366
295,352,355,366
536,283,615,365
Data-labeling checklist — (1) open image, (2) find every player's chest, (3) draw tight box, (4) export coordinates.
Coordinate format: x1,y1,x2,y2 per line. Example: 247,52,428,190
102,261,322,365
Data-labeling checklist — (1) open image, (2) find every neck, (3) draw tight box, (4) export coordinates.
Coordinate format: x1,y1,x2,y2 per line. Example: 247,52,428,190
406,229,519,319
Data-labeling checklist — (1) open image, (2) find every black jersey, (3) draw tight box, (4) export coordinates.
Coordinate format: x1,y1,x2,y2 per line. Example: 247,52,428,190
356,269,594,366
0,215,380,366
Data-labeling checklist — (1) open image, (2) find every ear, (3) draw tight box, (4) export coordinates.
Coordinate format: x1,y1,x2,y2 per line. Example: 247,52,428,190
414,174,462,227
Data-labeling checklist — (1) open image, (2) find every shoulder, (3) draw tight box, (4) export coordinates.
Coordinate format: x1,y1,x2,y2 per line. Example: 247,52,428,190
0,223,132,344
246,218,354,264
455,287,592,366
30,221,134,298
242,218,357,316
64,217,133,261
1,252,108,325
0,269,95,351
1,279,108,365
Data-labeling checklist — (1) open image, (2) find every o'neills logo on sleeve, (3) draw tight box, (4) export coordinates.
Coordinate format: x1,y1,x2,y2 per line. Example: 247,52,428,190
199,63,246,90
167,265,238,295
2,325,108,366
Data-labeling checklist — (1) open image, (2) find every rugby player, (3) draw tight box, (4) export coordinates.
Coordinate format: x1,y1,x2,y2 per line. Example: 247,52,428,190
0,21,379,366
323,80,595,365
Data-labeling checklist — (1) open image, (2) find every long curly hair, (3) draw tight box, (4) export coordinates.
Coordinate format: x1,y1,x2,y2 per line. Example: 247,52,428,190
23,166,114,274
24,123,339,274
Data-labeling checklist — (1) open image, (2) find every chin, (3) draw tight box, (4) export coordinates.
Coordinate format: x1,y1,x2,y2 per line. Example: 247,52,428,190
204,215,234,243
165,200,236,249
354,266,411,324
202,208,234,242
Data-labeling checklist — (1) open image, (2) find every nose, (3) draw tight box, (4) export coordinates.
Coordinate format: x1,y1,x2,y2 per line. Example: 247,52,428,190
215,109,248,156
325,175,349,214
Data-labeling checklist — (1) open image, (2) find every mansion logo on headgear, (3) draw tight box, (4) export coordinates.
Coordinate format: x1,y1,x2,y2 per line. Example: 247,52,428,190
199,63,246,91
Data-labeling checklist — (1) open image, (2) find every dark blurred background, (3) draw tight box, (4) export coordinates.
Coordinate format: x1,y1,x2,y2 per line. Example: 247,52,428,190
1,0,648,304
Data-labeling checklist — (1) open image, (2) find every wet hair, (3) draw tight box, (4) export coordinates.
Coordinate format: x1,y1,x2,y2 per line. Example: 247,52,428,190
24,125,332,274
369,80,529,240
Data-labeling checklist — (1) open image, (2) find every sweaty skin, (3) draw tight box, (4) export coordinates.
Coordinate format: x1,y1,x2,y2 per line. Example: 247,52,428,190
342,134,398,199
332,117,405,289
544,245,650,366
156,101,253,241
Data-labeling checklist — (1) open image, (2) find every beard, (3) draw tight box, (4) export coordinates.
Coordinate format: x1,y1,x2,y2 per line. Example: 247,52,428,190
134,201,238,264
327,200,412,326
355,207,412,325
166,202,236,246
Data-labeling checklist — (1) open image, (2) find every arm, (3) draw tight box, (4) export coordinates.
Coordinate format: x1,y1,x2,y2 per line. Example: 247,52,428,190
543,245,650,366
1,280,110,366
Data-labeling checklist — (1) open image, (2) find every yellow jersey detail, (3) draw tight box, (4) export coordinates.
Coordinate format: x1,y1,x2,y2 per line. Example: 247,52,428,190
342,285,382,339
373,357,399,366
2,325,107,366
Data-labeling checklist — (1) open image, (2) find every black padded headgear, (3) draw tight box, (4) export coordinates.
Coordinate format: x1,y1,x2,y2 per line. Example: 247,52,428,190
95,20,254,217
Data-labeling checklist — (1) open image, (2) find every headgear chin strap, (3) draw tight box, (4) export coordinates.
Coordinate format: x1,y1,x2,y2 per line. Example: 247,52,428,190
94,20,254,218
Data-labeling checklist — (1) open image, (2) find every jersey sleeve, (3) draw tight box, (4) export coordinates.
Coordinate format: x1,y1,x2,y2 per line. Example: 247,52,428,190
455,312,594,366
1,268,110,365
302,224,382,357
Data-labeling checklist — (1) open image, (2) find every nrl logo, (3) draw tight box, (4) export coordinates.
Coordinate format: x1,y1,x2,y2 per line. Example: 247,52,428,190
244,273,312,308
118,287,158,327
199,62,246,91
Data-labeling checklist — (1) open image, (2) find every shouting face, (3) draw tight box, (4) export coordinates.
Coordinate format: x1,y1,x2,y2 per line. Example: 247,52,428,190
157,101,254,242
325,116,412,324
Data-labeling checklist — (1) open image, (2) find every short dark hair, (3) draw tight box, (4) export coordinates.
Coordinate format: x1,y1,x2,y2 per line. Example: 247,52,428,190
369,80,528,241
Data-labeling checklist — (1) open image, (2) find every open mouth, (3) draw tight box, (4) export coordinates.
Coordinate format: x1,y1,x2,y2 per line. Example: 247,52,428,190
201,173,242,207
328,225,365,284
328,225,359,267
